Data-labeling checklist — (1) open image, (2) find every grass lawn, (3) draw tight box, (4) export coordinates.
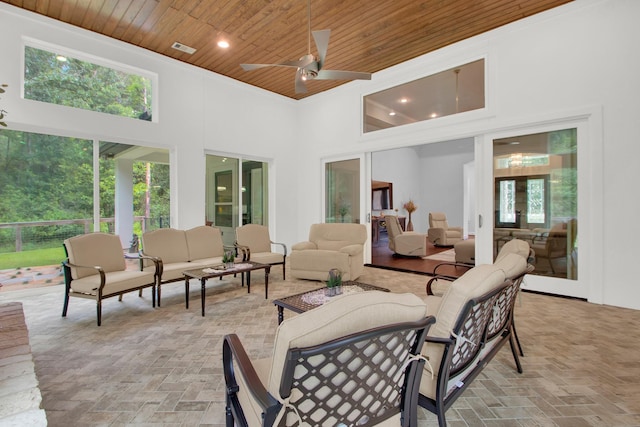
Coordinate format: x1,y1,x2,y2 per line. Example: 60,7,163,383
0,247,65,270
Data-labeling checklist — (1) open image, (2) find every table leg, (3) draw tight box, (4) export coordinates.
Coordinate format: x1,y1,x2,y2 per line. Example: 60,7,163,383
264,267,270,299
201,278,206,317
277,306,284,325
246,271,251,294
185,278,190,309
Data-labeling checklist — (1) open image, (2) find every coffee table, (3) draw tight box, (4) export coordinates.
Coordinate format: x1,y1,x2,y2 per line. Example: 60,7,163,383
273,281,389,324
183,261,271,316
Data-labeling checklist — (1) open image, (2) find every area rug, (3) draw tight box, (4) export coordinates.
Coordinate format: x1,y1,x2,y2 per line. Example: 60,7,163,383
423,248,455,262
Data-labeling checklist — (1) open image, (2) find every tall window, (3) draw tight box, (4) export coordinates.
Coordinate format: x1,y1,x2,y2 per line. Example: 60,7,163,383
499,180,516,223
24,44,154,121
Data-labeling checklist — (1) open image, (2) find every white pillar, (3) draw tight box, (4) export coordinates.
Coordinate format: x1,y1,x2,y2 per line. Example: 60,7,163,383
115,158,134,249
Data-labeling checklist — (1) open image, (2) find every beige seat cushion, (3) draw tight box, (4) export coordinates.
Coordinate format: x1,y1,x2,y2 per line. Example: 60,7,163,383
70,270,155,295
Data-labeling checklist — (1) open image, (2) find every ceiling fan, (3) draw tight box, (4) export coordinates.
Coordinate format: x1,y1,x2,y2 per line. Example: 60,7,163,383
240,0,372,94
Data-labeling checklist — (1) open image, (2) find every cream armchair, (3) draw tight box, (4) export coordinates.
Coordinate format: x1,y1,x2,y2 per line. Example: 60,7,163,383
386,215,428,257
289,223,367,281
427,212,463,247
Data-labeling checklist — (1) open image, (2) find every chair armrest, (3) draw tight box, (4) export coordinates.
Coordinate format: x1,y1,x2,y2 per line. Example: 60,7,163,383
432,261,474,278
339,244,363,256
427,228,446,244
61,259,107,291
271,241,288,257
138,252,163,276
223,334,280,420
292,241,316,251
449,226,463,233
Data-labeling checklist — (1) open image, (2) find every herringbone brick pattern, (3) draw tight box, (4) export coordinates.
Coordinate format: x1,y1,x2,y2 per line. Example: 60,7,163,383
1,266,640,426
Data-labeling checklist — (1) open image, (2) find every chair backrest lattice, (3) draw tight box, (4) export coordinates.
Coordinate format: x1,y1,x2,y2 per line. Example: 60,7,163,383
279,325,427,427
448,295,499,377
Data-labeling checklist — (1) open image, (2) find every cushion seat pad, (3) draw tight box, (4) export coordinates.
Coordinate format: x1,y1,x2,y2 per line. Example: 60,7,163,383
70,270,155,295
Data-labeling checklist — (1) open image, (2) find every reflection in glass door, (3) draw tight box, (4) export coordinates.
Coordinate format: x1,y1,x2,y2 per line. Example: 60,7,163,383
494,129,577,280
325,159,361,223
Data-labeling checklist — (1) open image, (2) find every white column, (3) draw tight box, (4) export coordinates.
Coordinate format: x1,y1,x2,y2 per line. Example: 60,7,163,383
115,158,134,249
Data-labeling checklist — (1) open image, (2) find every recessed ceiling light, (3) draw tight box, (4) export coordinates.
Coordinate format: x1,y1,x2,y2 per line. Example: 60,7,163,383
430,113,438,118
389,111,396,116
217,40,230,49
400,98,408,103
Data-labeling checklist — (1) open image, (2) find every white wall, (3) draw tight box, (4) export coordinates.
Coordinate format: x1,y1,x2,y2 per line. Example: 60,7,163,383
2,1,639,310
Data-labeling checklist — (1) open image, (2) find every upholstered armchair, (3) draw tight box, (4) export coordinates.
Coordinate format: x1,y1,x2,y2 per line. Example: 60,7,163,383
289,223,367,281
62,232,159,326
386,215,428,257
427,212,463,247
531,223,568,274
223,291,436,427
235,224,287,279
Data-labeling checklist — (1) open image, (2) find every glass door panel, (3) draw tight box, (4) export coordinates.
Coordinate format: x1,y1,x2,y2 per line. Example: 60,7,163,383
242,160,268,225
325,159,360,224
494,129,578,281
206,155,239,246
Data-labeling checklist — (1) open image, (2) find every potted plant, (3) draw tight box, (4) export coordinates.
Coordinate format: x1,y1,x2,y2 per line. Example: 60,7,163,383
222,250,235,269
325,268,343,296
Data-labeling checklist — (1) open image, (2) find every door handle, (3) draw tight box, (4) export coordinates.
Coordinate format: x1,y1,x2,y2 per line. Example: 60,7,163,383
478,214,483,228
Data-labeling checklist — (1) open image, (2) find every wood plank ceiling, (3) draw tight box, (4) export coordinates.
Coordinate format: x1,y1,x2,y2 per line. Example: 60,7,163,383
3,0,572,100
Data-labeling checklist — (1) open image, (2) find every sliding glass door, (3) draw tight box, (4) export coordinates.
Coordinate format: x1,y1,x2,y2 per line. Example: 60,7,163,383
205,154,268,246
487,126,585,298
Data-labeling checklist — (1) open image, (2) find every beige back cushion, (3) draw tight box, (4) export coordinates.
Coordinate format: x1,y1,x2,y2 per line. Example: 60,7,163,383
236,224,271,253
186,226,224,260
142,228,189,264
268,291,428,396
429,212,449,229
494,253,528,280
308,223,367,248
430,264,506,339
385,216,403,239
64,233,125,279
496,239,530,262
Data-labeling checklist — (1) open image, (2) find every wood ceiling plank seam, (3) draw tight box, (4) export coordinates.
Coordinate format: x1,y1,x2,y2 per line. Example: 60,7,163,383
68,0,91,27
120,0,158,42
126,0,173,45
34,0,51,16
80,0,107,30
111,0,147,40
59,0,79,22
187,0,223,21
100,0,135,36
21,0,36,10
139,6,189,49
91,0,121,34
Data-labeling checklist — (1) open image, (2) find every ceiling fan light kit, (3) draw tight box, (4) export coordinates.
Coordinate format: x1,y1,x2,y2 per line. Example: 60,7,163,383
240,1,371,94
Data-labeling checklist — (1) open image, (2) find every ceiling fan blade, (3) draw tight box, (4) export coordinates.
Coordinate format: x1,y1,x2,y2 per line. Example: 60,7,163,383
295,69,308,94
312,29,331,68
241,57,311,71
316,69,372,81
